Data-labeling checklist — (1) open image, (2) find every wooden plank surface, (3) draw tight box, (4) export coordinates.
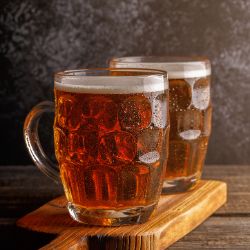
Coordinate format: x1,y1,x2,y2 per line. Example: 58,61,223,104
0,165,249,249
17,180,227,250
169,217,250,249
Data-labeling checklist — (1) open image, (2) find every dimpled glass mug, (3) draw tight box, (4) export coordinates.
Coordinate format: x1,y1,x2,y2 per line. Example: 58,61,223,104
24,68,169,226
110,57,212,193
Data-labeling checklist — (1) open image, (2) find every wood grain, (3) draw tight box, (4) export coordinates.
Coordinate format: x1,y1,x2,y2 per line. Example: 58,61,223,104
17,180,227,250
169,217,250,249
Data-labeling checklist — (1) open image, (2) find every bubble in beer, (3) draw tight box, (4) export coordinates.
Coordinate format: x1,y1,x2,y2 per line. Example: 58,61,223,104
187,137,208,175
167,141,190,177
147,163,162,201
202,106,212,136
117,163,150,201
119,96,152,131
137,127,162,156
98,131,137,164
169,79,192,112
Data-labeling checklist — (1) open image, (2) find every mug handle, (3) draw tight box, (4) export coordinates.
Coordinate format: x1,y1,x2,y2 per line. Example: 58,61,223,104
23,101,60,183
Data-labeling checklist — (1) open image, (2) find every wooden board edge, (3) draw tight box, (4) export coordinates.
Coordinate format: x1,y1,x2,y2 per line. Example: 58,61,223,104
16,196,72,233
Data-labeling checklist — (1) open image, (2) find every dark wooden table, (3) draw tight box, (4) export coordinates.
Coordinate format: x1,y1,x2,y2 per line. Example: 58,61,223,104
0,165,249,250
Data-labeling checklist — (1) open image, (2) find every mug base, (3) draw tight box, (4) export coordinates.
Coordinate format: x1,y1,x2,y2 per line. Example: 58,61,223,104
162,173,201,194
67,202,156,226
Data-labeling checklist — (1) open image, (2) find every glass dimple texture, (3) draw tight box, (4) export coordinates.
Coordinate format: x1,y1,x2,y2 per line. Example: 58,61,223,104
67,130,98,164
167,76,211,179
54,89,169,209
118,96,152,131
98,131,137,165
57,95,81,131
137,127,162,156
192,78,210,110
152,93,168,128
81,96,117,131
54,127,66,161
169,79,191,112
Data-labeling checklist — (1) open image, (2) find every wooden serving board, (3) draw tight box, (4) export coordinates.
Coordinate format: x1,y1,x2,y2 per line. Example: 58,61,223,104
17,180,227,250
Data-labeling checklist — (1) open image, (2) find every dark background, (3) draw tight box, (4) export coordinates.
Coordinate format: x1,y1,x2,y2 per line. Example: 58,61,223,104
1,0,250,165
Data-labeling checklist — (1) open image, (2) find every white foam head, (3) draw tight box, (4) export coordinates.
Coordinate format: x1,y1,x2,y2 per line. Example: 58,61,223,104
55,69,168,94
110,56,211,79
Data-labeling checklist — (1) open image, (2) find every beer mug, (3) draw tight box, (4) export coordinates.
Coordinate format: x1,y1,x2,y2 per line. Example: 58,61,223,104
110,57,212,193
24,68,169,226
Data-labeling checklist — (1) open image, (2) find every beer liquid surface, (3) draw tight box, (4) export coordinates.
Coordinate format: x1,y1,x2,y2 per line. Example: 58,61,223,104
54,88,169,209
167,76,211,179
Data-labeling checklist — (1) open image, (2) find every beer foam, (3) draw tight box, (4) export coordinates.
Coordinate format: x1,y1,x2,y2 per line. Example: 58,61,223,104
55,75,168,94
111,57,211,79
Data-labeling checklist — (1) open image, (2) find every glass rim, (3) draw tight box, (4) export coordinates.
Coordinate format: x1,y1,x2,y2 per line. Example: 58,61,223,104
110,57,211,79
110,56,210,64
54,68,168,94
54,67,168,78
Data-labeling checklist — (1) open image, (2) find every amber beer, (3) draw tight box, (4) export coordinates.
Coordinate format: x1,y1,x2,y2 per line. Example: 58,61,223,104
53,69,169,225
110,57,212,193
